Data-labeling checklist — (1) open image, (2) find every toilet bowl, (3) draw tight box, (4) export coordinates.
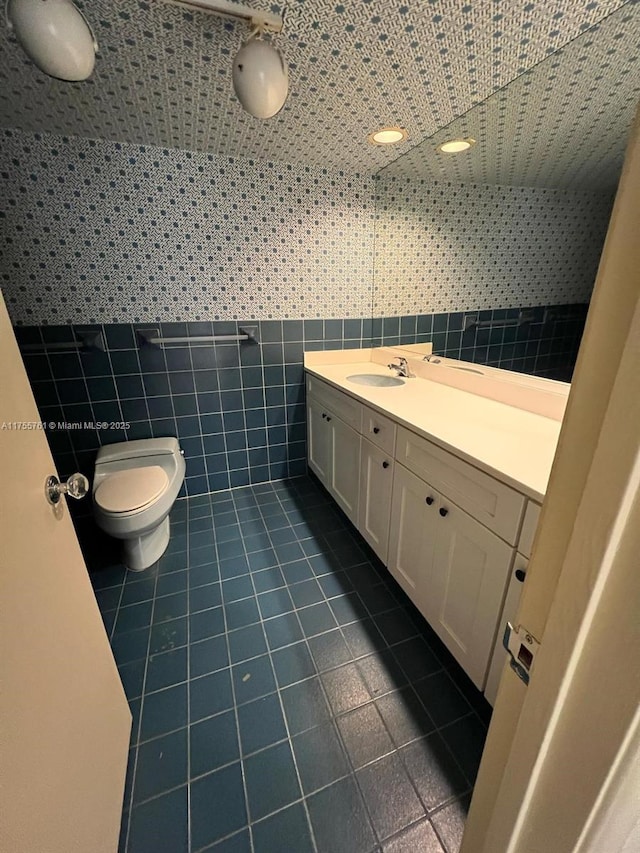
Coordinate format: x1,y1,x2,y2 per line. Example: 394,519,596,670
93,437,186,571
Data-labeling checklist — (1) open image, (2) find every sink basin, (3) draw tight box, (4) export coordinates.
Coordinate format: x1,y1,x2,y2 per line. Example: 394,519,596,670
347,373,405,387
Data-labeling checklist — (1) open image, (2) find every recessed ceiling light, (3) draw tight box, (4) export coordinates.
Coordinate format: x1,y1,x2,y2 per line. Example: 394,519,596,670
368,127,408,145
436,137,476,154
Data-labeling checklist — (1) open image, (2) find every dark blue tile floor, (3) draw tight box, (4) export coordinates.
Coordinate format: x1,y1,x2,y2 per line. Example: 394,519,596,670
90,476,490,853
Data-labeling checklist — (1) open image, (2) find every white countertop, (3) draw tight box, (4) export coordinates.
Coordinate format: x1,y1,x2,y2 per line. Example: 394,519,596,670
305,357,563,502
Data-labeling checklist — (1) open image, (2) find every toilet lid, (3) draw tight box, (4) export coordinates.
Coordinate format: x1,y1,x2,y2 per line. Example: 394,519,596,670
95,466,169,513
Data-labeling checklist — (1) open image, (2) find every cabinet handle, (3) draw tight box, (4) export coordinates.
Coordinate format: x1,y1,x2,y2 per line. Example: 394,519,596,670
321,413,326,419
439,507,448,517
382,461,389,469
515,568,527,583
326,416,332,422
373,427,380,434
425,496,434,506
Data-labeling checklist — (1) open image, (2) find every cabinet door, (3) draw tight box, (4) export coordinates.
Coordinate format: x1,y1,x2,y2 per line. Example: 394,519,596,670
358,438,394,563
430,501,514,688
307,396,331,485
387,464,439,609
329,414,361,524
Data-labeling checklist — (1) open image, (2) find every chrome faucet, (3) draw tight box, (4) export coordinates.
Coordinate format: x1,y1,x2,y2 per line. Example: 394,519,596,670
388,356,413,378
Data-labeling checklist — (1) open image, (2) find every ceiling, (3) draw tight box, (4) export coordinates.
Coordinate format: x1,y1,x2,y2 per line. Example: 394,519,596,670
380,1,640,191
0,0,636,178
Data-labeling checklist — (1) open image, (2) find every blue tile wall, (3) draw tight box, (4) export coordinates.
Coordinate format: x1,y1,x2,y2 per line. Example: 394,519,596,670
371,303,588,382
16,303,586,502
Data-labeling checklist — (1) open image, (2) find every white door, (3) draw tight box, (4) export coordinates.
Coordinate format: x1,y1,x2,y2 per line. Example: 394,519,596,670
484,554,528,706
329,413,361,524
387,464,438,609
307,396,331,484
462,109,640,853
0,293,131,853
358,437,394,562
430,500,514,689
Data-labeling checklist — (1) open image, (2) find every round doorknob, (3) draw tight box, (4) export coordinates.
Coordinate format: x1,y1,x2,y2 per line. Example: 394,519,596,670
425,496,434,505
373,427,380,434
46,472,89,506
382,461,389,469
439,507,448,517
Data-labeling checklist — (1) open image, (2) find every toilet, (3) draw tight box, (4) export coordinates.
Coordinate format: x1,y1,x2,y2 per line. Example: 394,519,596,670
93,437,186,571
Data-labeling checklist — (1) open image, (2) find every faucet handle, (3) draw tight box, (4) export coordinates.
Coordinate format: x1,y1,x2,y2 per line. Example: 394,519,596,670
387,356,413,378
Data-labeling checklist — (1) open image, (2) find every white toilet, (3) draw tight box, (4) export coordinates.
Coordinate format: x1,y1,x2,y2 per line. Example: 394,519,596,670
93,437,186,571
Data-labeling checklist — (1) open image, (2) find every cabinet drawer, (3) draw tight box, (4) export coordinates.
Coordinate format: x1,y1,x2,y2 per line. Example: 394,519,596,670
361,405,396,455
396,426,525,545
518,501,541,559
306,376,362,431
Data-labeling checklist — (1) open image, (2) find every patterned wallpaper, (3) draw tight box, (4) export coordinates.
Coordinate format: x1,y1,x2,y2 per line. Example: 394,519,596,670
0,129,374,325
373,176,613,317
0,0,632,175
379,2,640,192
1,128,613,326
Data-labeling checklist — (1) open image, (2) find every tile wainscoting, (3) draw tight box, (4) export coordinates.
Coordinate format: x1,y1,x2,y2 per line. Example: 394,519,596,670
16,304,586,504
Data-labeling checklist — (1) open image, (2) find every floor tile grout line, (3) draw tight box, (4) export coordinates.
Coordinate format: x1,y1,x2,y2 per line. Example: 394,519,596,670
122,564,160,853
185,496,193,853
265,482,392,849
212,497,256,853
126,683,477,750
269,481,469,848
265,502,405,846
129,751,356,815
238,488,321,853
112,591,471,721
96,480,486,852
108,574,127,643
296,479,487,735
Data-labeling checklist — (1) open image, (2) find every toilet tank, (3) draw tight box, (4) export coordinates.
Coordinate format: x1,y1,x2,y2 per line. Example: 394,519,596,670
96,438,181,465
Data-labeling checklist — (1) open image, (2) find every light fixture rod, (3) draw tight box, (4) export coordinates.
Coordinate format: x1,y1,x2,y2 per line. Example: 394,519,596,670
160,0,283,33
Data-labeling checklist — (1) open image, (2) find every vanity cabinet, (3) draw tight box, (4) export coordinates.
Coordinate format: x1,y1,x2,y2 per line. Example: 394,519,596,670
330,415,361,523
358,438,394,563
386,464,438,609
306,373,538,692
395,426,525,545
306,386,361,525
483,498,540,704
307,396,332,482
388,464,514,688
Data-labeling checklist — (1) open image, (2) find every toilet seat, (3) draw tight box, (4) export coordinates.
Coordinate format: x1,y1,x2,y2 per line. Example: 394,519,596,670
94,466,169,514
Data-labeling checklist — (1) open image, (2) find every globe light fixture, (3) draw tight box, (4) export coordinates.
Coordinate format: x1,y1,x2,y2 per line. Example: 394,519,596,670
232,34,288,119
5,0,97,81
6,0,290,119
